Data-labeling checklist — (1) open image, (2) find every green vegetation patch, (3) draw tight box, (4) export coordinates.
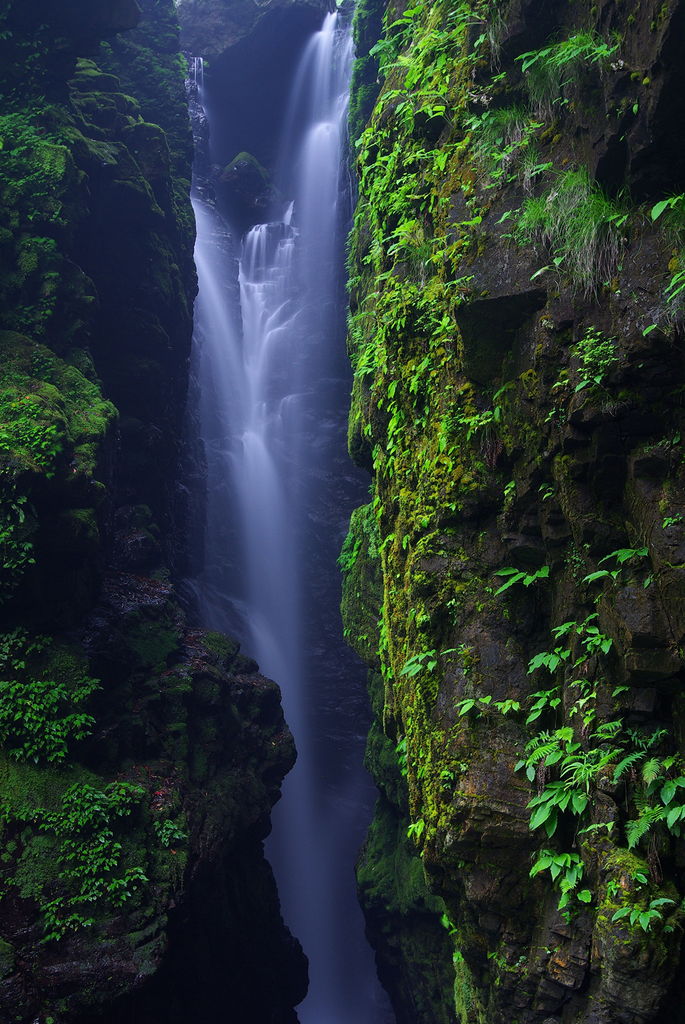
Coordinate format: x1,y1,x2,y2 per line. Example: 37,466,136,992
0,630,99,764
0,332,116,478
0,748,148,938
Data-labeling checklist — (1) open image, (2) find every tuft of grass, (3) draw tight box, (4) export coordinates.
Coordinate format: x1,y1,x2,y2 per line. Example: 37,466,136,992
518,167,626,295
517,32,620,116
468,106,549,190
470,106,528,165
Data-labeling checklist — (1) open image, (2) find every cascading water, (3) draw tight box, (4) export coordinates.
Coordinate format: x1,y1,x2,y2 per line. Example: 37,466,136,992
187,12,395,1024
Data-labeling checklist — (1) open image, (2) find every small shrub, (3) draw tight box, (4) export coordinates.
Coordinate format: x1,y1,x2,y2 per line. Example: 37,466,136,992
572,326,618,393
468,106,530,176
154,818,187,848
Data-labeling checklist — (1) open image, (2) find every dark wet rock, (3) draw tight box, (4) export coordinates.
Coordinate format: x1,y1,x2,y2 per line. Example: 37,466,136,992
218,150,280,230
0,0,306,1020
176,0,328,58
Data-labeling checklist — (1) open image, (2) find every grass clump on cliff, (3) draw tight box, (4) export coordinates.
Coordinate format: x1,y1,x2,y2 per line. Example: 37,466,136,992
517,31,620,115
518,167,626,294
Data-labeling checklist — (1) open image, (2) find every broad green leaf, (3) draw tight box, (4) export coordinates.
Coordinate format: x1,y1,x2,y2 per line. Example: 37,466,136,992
530,855,553,877
661,780,676,806
495,574,524,594
651,199,671,221
530,804,552,831
543,810,558,837
583,570,612,583
667,806,683,829
572,793,589,815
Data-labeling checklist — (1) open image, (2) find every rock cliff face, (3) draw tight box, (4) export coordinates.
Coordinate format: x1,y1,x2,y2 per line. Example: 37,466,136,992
0,1,305,1020
342,0,685,1021
176,0,328,58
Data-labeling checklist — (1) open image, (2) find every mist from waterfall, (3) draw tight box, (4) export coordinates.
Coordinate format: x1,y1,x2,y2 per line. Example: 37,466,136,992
186,12,395,1024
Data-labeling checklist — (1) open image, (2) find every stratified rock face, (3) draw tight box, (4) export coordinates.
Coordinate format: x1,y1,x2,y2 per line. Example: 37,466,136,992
0,0,306,1020
342,0,685,1021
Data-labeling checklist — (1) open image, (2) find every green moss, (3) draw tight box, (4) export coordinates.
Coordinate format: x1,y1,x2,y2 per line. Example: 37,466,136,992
0,938,15,979
13,833,58,901
0,753,96,832
0,331,116,477
197,631,240,668
340,503,383,663
453,951,486,1024
127,623,179,672
348,0,385,142
357,797,457,1024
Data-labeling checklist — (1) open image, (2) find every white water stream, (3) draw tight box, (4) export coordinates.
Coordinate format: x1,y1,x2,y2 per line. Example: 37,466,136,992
187,13,395,1024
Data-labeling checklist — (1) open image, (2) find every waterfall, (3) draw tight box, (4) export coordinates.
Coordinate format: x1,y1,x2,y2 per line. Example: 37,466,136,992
186,11,395,1024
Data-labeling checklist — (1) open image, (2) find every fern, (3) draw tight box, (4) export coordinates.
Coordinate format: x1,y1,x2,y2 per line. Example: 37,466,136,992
642,758,662,785
612,750,645,784
626,807,663,849
525,736,562,765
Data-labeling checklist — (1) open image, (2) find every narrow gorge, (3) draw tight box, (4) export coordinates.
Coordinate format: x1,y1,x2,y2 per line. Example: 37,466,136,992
0,0,684,1023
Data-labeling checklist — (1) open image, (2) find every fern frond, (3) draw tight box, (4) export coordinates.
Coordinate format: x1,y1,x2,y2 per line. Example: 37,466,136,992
626,807,664,849
642,758,662,785
528,741,561,765
612,750,644,783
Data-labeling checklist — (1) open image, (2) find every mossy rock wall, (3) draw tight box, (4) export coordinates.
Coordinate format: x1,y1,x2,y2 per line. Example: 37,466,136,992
0,1,306,1020
342,0,685,1021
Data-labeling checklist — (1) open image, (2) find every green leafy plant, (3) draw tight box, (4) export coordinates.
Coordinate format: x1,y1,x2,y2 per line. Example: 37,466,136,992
407,817,426,841
396,736,408,777
456,693,521,717
530,849,591,912
400,649,438,677
0,631,99,763
494,564,550,594
651,193,685,245
572,326,618,393
665,251,685,307
612,897,676,932
583,546,648,584
39,782,147,941
466,106,544,188
0,780,148,942
154,819,187,848
0,478,34,602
